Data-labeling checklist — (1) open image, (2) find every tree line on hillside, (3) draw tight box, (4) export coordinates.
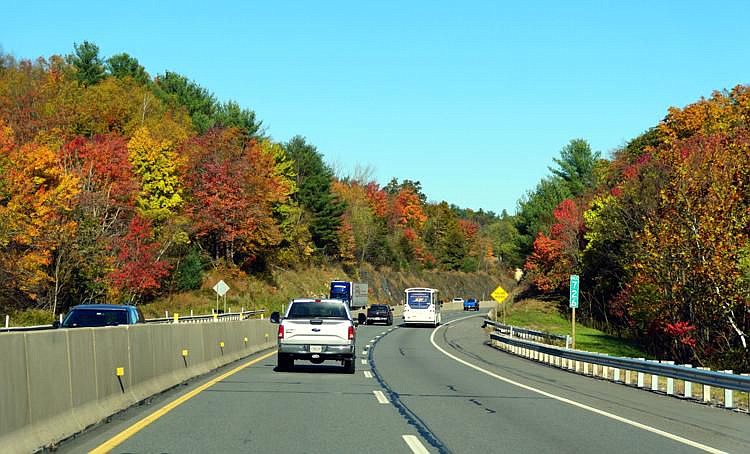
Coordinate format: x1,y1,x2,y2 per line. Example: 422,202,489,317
517,87,750,370
0,42,519,318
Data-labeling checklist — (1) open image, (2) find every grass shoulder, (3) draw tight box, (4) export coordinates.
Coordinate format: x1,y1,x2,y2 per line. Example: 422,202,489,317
498,299,648,358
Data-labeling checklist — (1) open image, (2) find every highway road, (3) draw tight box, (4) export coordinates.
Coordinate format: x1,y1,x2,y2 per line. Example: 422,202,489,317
57,308,750,453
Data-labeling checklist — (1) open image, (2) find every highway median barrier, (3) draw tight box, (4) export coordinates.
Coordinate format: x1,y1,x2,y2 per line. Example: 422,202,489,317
0,318,277,454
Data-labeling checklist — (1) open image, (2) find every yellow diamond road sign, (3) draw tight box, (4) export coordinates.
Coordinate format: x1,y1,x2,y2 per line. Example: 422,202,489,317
491,286,508,303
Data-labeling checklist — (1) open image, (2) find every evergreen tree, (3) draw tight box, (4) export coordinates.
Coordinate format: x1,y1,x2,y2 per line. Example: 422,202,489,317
154,71,216,133
284,136,344,256
68,41,106,86
213,100,263,138
106,53,149,84
550,139,601,196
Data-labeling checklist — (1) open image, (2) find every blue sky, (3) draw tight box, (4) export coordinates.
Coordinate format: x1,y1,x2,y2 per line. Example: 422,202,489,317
4,1,749,215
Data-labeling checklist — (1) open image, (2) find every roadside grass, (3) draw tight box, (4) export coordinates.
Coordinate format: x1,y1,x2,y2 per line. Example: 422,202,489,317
496,298,649,358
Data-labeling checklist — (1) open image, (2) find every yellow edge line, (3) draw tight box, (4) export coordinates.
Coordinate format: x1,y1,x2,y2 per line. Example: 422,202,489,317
90,349,277,453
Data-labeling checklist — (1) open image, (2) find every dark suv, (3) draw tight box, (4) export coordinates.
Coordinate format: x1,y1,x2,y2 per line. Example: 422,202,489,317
366,304,393,325
56,304,146,328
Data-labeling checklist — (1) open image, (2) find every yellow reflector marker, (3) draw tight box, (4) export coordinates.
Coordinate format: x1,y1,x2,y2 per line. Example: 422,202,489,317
116,367,125,377
243,337,248,343
219,341,225,348
91,350,277,454
173,313,179,323
181,349,188,357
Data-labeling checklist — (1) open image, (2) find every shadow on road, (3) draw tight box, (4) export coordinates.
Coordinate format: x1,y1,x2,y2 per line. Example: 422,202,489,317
274,364,351,374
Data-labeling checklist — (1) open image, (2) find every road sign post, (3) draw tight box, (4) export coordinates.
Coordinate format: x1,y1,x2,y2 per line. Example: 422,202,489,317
569,275,579,349
213,280,230,313
491,286,509,324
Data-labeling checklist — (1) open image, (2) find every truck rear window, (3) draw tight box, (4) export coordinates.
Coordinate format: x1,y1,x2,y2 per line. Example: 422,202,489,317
287,302,348,319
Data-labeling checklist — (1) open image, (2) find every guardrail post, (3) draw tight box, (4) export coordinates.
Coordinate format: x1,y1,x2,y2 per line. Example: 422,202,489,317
723,370,733,409
663,361,674,395
565,335,571,349
636,359,645,388
5,314,9,328
681,365,693,398
742,374,750,413
625,369,631,385
650,361,660,392
583,362,590,375
698,367,711,403
614,367,621,383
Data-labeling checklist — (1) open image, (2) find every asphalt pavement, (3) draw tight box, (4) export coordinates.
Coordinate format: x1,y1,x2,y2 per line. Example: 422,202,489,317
55,307,750,454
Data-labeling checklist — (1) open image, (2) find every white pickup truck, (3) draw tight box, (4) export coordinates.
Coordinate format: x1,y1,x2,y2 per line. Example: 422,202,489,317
270,299,367,373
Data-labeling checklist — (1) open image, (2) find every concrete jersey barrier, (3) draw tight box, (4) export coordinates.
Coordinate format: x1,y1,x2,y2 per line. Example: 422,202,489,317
0,319,277,453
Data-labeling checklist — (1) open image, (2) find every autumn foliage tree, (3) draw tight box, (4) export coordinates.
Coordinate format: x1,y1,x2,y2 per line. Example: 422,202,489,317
108,216,172,304
181,128,286,267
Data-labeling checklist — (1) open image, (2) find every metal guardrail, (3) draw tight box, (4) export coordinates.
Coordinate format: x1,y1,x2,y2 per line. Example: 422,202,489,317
482,319,567,344
0,324,56,333
490,332,750,394
1,309,266,332
146,309,265,324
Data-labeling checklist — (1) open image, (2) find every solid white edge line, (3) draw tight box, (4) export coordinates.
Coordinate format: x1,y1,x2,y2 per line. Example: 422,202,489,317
430,315,727,454
364,371,372,378
373,390,389,404
402,434,429,454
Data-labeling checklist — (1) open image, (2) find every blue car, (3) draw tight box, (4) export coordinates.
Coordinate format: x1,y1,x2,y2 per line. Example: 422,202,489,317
463,298,480,311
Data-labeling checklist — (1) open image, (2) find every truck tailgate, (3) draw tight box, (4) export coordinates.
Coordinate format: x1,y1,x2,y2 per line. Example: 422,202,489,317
283,319,351,345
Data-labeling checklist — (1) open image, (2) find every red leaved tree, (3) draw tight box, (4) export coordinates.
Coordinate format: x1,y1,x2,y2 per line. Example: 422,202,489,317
181,128,285,266
108,216,171,304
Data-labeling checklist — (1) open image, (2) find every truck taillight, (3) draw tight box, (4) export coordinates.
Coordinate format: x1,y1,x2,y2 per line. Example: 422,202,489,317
348,325,355,340
278,324,284,339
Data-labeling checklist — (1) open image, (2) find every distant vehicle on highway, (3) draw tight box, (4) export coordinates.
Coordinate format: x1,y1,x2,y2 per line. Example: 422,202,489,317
463,298,480,311
329,280,368,309
366,304,393,325
270,299,366,373
403,287,441,327
54,304,146,328
451,297,464,304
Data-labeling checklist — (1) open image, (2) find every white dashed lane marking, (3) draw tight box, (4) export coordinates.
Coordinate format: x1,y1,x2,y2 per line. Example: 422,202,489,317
363,371,372,378
373,390,389,404
402,435,429,454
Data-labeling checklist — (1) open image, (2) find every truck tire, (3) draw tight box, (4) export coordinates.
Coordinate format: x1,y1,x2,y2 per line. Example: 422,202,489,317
343,358,355,374
277,353,293,371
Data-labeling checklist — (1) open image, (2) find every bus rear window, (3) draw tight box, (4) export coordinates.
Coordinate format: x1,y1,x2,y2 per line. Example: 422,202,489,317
407,292,431,309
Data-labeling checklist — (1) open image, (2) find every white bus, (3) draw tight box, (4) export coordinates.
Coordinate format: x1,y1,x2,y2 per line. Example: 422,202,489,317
403,287,441,327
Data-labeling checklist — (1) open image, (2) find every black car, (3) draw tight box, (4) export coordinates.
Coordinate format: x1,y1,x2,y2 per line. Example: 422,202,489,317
366,304,393,325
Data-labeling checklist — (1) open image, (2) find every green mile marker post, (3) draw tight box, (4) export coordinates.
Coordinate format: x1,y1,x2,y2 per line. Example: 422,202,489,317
569,275,579,349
